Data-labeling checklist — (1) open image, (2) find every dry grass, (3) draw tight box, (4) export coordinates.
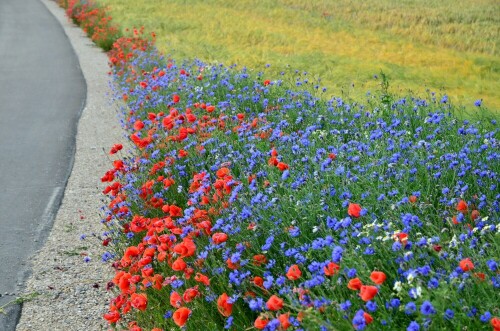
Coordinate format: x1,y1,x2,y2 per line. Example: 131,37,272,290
96,0,500,109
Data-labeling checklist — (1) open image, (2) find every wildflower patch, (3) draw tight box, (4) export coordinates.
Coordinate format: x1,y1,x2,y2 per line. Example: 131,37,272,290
59,1,500,330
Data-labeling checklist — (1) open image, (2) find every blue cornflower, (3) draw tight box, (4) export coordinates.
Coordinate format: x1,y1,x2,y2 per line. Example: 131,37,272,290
366,300,377,312
427,278,439,289
408,288,420,299
83,256,91,263
407,321,420,331
263,275,274,289
390,298,401,309
487,259,498,272
346,268,357,278
331,246,343,263
289,226,300,237
171,279,184,288
248,298,264,311
339,300,352,311
224,316,234,329
392,241,403,251
474,99,482,107
444,309,455,320
163,310,172,319
281,169,290,180
101,251,114,262
405,302,417,315
420,301,436,315
480,311,492,323
352,309,367,330
267,319,281,331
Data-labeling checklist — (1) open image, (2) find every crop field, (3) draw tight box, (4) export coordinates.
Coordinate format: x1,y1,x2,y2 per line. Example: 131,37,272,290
96,0,500,110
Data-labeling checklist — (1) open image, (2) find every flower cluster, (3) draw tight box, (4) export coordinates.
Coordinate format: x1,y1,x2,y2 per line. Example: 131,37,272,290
62,1,500,330
64,0,121,51
98,43,500,330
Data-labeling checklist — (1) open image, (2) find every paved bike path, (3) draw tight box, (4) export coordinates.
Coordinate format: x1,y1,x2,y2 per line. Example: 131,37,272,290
0,0,86,329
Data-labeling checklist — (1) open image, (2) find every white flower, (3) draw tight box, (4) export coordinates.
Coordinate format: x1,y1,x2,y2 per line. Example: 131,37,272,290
393,281,403,293
407,270,417,283
449,235,458,248
416,286,422,298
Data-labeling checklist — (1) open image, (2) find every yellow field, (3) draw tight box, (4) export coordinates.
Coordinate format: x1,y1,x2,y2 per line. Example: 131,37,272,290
96,0,500,110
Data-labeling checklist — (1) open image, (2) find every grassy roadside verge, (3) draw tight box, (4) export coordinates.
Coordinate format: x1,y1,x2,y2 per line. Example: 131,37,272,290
61,1,500,330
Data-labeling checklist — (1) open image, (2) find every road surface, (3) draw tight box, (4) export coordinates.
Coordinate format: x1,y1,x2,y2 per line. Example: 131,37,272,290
0,0,85,329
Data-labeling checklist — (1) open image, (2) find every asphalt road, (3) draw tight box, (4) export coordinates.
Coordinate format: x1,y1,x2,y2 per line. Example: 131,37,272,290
0,0,85,329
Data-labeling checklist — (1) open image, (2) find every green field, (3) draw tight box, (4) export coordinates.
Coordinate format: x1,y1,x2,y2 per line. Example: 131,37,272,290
96,0,500,110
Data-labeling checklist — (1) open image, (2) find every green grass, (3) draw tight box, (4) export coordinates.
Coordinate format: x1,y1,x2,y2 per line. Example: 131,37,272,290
96,0,499,110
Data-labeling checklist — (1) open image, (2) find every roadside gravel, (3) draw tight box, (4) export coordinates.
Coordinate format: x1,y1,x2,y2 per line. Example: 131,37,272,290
16,0,122,329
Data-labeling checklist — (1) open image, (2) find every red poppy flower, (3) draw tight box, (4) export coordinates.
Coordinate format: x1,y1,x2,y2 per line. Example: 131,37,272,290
324,262,340,276
364,312,373,324
253,276,264,288
216,167,230,178
170,291,182,308
103,311,120,323
169,205,183,217
433,244,442,252
277,162,289,171
279,313,291,330
195,273,210,286
117,272,132,293
471,209,480,220
133,120,144,131
172,307,191,327
217,293,233,317
109,143,123,154
459,258,474,272
226,258,239,270
172,257,187,271
474,272,486,281
254,316,269,329
183,286,200,303
348,203,362,218
123,246,140,262
286,264,302,280
456,199,468,213
266,295,284,311
394,232,408,246
253,254,267,266
491,317,500,331
359,285,378,301
130,293,147,311
263,80,271,86
370,271,386,285
212,232,228,244
347,277,363,290
173,238,196,257
409,195,417,203
172,94,180,103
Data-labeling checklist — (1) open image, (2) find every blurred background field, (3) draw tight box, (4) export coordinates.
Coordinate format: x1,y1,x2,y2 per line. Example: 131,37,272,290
96,0,500,110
